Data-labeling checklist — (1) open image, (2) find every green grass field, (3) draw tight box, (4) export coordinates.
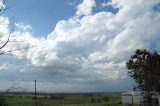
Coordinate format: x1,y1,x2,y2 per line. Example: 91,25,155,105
3,93,122,106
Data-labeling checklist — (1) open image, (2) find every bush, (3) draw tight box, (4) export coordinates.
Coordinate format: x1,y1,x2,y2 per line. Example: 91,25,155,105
0,95,8,106
91,98,95,102
50,95,64,99
103,96,109,102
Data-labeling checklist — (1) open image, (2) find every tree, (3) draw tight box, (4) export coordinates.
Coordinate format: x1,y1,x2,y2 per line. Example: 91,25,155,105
0,0,30,56
0,1,8,105
126,49,160,106
0,0,11,55
0,0,33,105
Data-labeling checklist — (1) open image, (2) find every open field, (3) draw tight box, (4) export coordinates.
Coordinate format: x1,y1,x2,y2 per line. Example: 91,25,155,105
2,92,122,106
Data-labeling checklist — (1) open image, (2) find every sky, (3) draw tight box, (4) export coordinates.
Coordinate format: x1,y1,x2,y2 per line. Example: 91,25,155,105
0,0,160,93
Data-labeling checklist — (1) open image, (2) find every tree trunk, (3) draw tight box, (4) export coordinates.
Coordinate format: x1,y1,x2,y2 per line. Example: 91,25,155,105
144,91,152,106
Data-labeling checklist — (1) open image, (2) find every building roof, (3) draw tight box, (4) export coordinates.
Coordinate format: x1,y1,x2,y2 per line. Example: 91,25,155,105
121,91,142,96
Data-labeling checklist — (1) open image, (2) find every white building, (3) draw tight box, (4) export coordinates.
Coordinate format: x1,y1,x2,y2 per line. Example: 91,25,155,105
121,91,160,106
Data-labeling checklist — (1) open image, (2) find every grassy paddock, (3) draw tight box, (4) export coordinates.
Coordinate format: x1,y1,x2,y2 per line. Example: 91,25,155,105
3,92,121,106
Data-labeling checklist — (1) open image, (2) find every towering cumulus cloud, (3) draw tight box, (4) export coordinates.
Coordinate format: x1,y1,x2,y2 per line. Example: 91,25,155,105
0,0,160,92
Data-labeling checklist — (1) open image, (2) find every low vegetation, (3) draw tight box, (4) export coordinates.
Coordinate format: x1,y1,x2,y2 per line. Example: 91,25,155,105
2,92,121,106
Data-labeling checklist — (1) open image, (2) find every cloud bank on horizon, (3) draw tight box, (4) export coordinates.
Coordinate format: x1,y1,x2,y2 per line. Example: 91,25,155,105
0,0,160,92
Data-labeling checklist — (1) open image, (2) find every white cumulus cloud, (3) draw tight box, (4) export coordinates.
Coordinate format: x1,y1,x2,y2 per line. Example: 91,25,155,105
76,0,96,16
0,0,160,92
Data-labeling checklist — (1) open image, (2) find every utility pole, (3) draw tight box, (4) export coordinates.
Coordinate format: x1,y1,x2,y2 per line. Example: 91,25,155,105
35,80,38,106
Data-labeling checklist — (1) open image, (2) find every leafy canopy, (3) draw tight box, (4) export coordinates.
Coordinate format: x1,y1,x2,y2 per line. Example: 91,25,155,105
126,49,160,93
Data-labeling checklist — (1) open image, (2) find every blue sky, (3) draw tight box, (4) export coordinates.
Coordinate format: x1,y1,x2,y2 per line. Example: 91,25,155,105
3,0,77,36
3,0,119,37
0,0,160,92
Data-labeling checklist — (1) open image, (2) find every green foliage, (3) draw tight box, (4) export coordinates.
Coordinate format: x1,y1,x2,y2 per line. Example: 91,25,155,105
0,95,8,106
103,96,109,102
126,49,160,105
4,93,121,106
50,95,64,99
91,97,96,102
126,49,160,92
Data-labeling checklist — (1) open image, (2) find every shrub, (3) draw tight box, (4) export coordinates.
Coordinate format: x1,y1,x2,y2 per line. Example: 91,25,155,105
91,98,95,102
103,96,109,102
0,95,8,106
50,95,64,99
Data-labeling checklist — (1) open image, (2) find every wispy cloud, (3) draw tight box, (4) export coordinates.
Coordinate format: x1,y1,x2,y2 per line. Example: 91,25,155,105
67,0,78,6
